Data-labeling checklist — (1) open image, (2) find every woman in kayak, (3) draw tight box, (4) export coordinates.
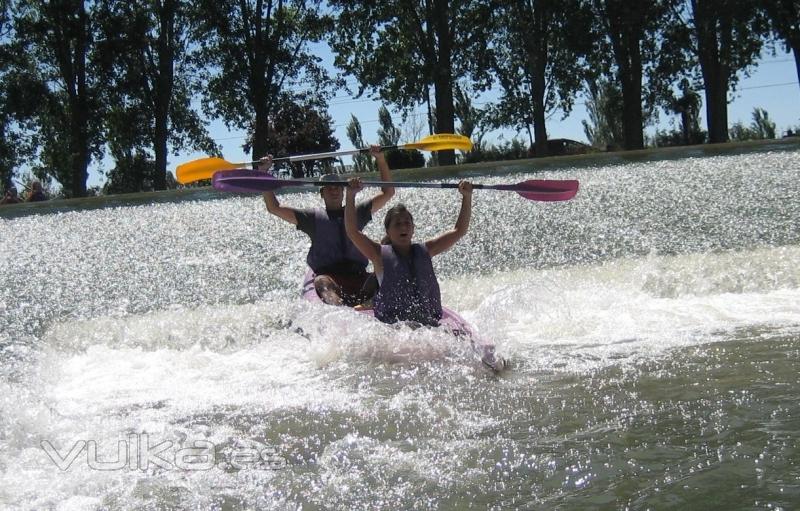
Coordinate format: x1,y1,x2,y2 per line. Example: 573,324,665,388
344,177,473,326
260,147,394,306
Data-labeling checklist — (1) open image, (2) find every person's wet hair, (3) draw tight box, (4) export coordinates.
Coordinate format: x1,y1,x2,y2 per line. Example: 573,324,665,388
383,204,414,230
382,204,414,244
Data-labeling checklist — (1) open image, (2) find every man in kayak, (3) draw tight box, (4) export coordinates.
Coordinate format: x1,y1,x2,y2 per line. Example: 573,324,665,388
260,147,394,306
343,177,472,326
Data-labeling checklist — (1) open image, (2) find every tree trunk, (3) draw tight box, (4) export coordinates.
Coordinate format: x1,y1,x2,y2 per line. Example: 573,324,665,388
794,49,800,96
768,0,800,95
68,100,89,198
604,1,645,150
153,0,176,191
432,0,455,166
69,2,89,197
681,110,691,144
693,0,730,143
251,0,276,164
785,4,800,95
252,98,271,163
700,60,729,143
527,2,549,157
619,69,644,150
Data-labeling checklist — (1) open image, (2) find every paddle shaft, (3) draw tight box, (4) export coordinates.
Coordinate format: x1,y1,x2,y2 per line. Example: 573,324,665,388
175,134,471,184
249,177,575,194
212,170,579,201
279,144,406,163
299,180,513,191
232,143,429,167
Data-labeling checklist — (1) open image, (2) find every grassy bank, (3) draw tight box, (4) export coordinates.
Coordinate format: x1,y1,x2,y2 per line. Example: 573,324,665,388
3,136,798,219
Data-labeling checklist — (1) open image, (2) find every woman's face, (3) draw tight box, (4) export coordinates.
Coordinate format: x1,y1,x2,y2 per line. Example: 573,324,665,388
386,211,414,245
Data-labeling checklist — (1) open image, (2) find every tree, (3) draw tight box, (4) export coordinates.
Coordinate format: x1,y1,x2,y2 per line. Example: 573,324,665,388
329,0,494,166
668,79,705,145
454,83,487,161
94,0,218,192
582,79,625,149
489,0,593,157
189,0,337,164
590,0,678,150
14,0,107,197
346,114,375,173
761,0,800,97
261,98,338,178
750,107,776,139
377,105,425,169
685,0,768,143
0,1,40,189
728,107,776,141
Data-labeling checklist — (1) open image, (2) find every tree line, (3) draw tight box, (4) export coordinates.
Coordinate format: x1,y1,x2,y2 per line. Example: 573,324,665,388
0,0,798,197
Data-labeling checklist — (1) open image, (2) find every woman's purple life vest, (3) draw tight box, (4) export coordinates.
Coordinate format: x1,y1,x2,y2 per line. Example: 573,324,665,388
374,243,442,326
306,207,370,274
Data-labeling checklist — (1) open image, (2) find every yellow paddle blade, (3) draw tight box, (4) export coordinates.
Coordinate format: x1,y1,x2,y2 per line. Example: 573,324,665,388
176,157,240,184
401,134,473,152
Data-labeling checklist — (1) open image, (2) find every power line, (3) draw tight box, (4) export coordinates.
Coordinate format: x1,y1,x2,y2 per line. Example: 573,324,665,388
739,81,799,91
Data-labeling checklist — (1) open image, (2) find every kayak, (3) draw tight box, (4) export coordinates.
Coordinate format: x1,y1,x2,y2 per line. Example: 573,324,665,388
302,269,506,371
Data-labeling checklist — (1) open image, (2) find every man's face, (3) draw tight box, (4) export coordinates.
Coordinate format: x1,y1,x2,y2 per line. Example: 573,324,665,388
321,185,343,208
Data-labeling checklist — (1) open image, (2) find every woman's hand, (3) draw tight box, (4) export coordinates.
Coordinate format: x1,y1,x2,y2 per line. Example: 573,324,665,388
458,180,473,197
257,154,273,172
347,177,364,198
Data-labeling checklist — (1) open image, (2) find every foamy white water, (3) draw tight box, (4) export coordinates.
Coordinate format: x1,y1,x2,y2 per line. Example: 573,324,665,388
2,147,800,509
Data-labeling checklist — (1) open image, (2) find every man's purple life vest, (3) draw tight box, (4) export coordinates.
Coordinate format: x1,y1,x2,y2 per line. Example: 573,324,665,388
374,243,442,326
306,208,370,274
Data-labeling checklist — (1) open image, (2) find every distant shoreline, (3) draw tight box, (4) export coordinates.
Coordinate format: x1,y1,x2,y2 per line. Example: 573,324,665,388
3,137,799,219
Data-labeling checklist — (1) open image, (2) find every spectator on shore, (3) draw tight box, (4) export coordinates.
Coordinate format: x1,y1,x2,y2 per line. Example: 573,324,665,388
27,181,47,202
1,186,22,205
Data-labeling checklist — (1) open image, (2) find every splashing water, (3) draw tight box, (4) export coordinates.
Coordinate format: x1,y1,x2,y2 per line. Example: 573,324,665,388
1,148,800,509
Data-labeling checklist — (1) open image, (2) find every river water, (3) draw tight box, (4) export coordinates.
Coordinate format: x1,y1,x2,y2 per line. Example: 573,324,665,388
1,147,799,509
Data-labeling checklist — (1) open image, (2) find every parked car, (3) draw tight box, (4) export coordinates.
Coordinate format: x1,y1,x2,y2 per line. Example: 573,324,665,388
529,138,596,157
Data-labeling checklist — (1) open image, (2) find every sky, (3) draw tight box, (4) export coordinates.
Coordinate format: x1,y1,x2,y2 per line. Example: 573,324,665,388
88,49,799,187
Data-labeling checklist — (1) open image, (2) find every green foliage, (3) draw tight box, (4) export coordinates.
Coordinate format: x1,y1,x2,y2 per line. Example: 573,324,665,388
682,0,770,143
385,149,426,170
652,127,707,147
260,98,339,178
190,0,338,162
377,106,401,147
588,0,681,150
582,79,625,150
750,107,776,139
12,0,107,197
94,0,219,191
346,115,375,174
0,6,41,189
462,138,530,164
376,106,424,169
487,0,593,150
729,107,776,141
454,84,484,143
328,0,495,166
652,79,706,147
666,79,705,145
761,0,800,94
103,152,157,195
